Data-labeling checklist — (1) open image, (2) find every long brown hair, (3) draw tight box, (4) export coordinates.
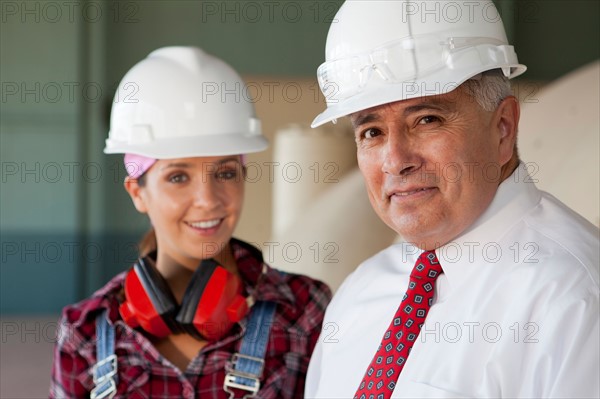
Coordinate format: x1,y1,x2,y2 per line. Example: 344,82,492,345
138,228,157,256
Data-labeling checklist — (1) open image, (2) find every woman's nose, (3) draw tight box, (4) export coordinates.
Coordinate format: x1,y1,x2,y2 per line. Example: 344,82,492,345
191,177,221,209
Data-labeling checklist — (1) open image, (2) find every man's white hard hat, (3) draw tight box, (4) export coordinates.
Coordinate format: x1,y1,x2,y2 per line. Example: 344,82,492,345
312,0,527,127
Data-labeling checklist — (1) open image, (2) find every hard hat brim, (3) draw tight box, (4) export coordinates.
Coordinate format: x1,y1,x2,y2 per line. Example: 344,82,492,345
104,134,268,159
311,64,527,128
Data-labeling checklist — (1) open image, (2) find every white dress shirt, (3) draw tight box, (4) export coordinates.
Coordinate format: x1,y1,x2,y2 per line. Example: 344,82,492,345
306,164,600,398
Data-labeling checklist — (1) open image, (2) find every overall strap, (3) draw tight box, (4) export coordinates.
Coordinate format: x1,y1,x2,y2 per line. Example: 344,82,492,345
91,309,118,399
224,301,277,398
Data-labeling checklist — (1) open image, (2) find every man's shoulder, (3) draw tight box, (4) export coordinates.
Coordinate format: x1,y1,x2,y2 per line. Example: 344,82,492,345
498,193,600,300
524,191,599,272
532,190,598,241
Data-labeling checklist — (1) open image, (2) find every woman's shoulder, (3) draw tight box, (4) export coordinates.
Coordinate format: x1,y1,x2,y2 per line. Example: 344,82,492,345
59,271,127,329
275,267,331,298
233,238,332,304
260,264,332,313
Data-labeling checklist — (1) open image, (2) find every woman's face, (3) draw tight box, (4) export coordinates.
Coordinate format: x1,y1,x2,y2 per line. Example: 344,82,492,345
125,155,245,270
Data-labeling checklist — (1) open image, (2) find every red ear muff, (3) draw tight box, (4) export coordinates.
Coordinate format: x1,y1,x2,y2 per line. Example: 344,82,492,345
176,259,249,341
119,257,249,341
119,258,180,338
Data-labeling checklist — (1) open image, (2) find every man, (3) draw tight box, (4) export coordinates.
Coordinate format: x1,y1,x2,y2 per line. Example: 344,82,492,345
306,1,599,398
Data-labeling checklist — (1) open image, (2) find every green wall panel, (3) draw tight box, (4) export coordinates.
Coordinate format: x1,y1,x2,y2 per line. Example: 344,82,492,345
105,0,344,84
1,2,82,313
0,232,140,313
1,126,78,231
513,0,600,81
1,233,79,313
0,2,80,118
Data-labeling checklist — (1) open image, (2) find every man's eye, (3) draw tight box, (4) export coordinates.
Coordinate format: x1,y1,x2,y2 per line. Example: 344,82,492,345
362,128,381,139
418,115,441,125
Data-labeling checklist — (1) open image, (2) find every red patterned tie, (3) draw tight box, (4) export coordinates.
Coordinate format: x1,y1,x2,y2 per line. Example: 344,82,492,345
354,250,443,399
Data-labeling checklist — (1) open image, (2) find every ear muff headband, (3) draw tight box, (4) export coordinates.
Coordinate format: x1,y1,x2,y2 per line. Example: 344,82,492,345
177,259,219,336
133,258,181,333
177,259,249,340
119,258,181,337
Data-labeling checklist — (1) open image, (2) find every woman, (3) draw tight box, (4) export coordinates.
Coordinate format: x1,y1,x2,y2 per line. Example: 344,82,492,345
49,46,331,398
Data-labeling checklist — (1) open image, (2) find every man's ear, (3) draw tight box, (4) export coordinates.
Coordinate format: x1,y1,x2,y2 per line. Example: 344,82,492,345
124,176,148,213
494,95,520,166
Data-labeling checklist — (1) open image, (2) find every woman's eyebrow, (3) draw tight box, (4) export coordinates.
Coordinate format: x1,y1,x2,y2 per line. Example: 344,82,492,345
218,157,241,165
160,157,241,171
161,162,192,170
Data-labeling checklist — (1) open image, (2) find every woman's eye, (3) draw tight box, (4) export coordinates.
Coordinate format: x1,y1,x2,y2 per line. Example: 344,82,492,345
216,169,238,181
168,173,188,183
418,115,441,125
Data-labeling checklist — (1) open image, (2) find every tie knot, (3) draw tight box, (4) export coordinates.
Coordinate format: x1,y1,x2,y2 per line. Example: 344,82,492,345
411,250,443,281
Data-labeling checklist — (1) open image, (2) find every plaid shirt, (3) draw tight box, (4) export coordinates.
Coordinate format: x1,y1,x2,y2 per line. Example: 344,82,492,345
49,239,331,398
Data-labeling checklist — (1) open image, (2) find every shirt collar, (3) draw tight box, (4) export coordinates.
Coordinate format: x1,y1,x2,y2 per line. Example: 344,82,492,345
436,162,542,289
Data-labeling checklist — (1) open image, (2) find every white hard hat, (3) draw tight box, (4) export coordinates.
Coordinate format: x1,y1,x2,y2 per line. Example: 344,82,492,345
105,46,268,158
312,0,527,127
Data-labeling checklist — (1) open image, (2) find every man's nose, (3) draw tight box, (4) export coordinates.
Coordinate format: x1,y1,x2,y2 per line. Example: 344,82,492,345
381,132,421,176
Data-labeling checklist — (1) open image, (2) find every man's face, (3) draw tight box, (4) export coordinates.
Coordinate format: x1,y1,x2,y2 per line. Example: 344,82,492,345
351,87,517,249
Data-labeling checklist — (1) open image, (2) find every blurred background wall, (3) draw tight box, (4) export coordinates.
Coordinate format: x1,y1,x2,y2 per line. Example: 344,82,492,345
1,0,599,397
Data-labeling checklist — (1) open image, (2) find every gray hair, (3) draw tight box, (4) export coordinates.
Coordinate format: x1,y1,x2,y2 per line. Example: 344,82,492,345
461,69,513,112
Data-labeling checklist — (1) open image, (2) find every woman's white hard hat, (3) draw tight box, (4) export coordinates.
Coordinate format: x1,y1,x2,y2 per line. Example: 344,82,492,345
105,46,268,158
